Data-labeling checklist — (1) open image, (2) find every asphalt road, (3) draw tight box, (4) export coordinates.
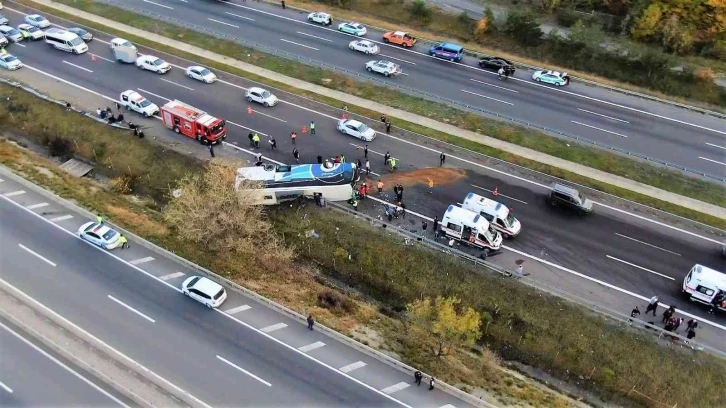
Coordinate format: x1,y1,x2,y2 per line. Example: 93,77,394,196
91,0,726,180
0,197,409,407
0,317,133,407
0,10,724,331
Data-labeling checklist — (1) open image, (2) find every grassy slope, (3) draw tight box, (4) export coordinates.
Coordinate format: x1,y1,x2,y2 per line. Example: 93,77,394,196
18,0,726,230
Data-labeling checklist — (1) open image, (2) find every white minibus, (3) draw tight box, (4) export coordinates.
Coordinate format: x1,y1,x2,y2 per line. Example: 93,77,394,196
440,205,502,251
462,192,521,238
44,28,88,54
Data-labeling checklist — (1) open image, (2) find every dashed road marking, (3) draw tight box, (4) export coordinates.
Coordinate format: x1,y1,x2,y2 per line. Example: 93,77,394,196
225,305,251,315
339,361,366,373
216,355,271,386
143,0,173,9
381,382,410,394
19,244,56,267
108,295,156,323
63,61,93,73
49,215,73,222
4,190,26,197
260,322,287,333
280,39,319,50
26,202,49,210
208,18,239,28
470,184,528,204
605,255,675,281
298,341,325,352
129,256,155,265
0,381,12,394
159,271,186,281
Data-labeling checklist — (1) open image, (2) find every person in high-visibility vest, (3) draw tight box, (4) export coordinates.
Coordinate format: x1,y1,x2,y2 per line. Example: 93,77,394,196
310,121,316,135
119,235,129,249
340,154,346,163
252,133,261,148
389,158,397,171
96,214,104,225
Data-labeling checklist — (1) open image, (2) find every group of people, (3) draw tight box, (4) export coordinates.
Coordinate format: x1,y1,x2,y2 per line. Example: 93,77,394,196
634,296,699,343
96,106,124,125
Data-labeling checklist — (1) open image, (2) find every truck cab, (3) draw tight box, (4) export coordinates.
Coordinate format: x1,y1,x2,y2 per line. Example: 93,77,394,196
441,205,502,251
383,31,416,47
119,90,159,117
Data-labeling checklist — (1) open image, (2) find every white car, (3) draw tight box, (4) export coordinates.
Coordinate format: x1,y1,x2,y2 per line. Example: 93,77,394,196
365,60,402,77
245,86,278,107
77,222,121,250
0,25,23,42
349,39,379,55
17,23,44,40
0,14,8,26
0,53,22,70
337,119,376,142
307,12,332,26
185,65,217,83
136,55,171,74
110,37,136,51
338,21,366,36
119,90,159,117
0,34,8,47
182,276,227,309
25,14,51,28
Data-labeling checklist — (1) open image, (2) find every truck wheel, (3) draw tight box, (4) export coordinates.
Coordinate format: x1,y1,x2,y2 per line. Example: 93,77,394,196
383,37,390,43
143,111,150,118
173,126,180,134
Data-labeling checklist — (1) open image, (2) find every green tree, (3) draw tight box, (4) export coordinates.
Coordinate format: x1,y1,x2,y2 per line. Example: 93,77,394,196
408,0,432,22
504,10,544,47
407,296,482,357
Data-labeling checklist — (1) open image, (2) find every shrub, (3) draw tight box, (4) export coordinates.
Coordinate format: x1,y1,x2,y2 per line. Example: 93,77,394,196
555,8,579,27
408,0,431,22
504,9,543,47
317,290,358,314
46,136,74,160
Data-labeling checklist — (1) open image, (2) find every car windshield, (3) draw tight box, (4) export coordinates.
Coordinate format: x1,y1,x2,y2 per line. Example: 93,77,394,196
3,55,17,62
26,27,39,32
357,123,369,133
261,90,272,98
69,37,83,46
209,122,225,135
8,29,19,35
120,41,132,47
32,16,43,22
74,29,87,35
200,68,212,76
102,230,118,240
153,59,165,66
577,191,586,204
505,213,516,227
139,99,151,107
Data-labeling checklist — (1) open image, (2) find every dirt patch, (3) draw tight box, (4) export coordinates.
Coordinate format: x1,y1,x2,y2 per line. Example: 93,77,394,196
379,167,466,188
34,166,55,179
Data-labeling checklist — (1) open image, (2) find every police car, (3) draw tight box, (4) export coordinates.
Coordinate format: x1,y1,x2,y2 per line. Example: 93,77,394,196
532,70,570,86
17,23,44,40
77,222,121,250
119,90,159,117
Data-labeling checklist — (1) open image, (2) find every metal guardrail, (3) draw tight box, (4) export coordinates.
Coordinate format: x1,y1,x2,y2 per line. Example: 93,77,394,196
324,200,726,359
93,0,726,183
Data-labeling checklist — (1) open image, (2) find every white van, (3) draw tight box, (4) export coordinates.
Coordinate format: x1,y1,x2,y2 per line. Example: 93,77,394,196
441,205,502,251
44,28,87,54
462,192,521,238
683,264,726,312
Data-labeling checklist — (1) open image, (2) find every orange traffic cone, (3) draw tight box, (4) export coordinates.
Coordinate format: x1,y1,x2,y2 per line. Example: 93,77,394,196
341,112,348,120
492,187,499,196
302,125,308,134
91,54,96,62
247,106,253,115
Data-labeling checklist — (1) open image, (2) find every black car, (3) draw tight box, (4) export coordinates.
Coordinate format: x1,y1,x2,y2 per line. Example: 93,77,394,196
479,57,516,74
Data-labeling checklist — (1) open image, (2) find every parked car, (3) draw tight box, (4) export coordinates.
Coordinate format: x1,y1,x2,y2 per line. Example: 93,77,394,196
338,21,366,36
245,87,278,107
307,12,332,26
479,56,516,74
0,53,22,70
185,65,217,83
532,70,570,86
67,27,93,42
17,24,44,40
25,14,51,28
77,222,121,250
136,55,171,74
0,25,23,42
547,183,592,214
349,39,379,55
0,14,8,26
119,90,159,117
337,119,376,141
382,31,416,47
182,276,227,309
365,60,402,77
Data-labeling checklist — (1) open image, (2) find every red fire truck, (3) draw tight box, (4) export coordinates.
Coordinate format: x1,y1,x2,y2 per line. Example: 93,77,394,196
160,100,227,144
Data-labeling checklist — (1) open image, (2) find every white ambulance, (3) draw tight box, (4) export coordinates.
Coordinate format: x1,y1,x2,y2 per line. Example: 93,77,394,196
440,205,502,251
683,264,726,313
462,192,521,238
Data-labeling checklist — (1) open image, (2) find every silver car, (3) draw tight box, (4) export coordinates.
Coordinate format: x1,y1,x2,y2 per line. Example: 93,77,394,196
0,25,23,42
68,27,93,42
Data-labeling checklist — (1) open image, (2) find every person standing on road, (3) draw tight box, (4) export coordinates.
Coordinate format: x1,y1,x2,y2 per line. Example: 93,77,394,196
252,133,261,148
290,131,297,145
317,155,323,164
293,148,300,163
414,371,423,386
377,180,384,194
381,114,386,123
384,151,390,165
428,377,435,391
385,121,391,134
255,153,263,166
357,159,362,170
209,143,215,158
629,306,640,325
96,214,104,225
645,296,659,316
433,216,439,236
248,132,255,147
341,154,346,163
364,144,369,159
365,159,371,175
269,137,277,150
398,201,406,218
119,235,129,249
673,317,684,332
307,314,314,330
310,121,316,135
440,152,446,166
686,319,698,332
662,305,675,323
421,221,427,236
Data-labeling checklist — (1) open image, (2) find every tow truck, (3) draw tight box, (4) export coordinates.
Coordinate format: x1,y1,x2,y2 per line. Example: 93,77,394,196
382,31,416,48
160,100,227,144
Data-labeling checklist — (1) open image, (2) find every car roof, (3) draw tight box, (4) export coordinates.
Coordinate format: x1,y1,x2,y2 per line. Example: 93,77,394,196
83,222,113,236
345,119,363,127
29,14,44,19
249,86,267,92
357,40,373,45
552,182,580,196
192,276,224,295
393,31,406,36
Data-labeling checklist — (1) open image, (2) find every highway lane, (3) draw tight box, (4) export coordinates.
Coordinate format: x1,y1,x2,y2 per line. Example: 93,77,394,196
1,19,724,328
93,0,726,179
0,198,404,407
0,317,132,407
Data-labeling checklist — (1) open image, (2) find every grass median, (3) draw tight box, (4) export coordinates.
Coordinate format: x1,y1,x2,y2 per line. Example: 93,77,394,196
3,80,725,408
14,0,726,229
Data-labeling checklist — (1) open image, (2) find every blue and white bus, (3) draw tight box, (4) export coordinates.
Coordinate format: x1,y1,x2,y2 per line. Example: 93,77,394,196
235,162,359,205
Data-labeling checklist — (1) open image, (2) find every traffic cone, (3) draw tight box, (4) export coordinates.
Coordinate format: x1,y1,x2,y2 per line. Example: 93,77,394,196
342,112,348,120
91,54,96,62
247,106,253,115
492,187,499,196
302,125,308,134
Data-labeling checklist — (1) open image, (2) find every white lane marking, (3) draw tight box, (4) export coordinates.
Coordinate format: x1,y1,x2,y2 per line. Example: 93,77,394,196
280,39,319,51
49,215,73,222
137,88,171,101
0,320,131,406
461,89,513,106
19,244,57,267
129,256,155,265
471,184,528,204
470,78,518,93
381,382,410,394
26,202,49,210
0,277,209,408
605,255,675,281
90,54,115,63
614,233,681,256
0,178,3,182
63,60,94,73
160,78,194,90
159,271,186,281
571,121,628,138
260,322,287,333
339,361,366,373
108,295,156,323
296,31,333,42
0,381,11,394
143,0,173,9
225,12,255,21
225,120,269,137
251,109,287,122
224,305,251,314
216,355,271,386
699,156,726,167
705,142,726,150
208,18,239,28
439,405,456,408
298,341,326,352
577,108,630,123
4,190,26,197
23,65,116,103
14,43,26,48
379,54,417,65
